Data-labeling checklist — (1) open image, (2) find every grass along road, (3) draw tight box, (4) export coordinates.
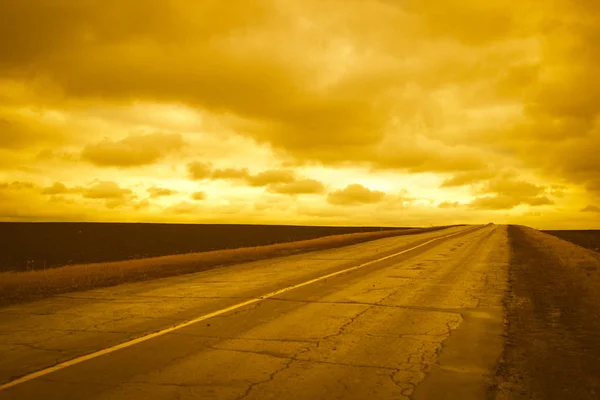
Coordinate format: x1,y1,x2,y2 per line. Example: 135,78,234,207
0,226,458,307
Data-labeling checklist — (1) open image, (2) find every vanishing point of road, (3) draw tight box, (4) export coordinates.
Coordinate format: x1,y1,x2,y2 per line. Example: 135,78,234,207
1,225,508,399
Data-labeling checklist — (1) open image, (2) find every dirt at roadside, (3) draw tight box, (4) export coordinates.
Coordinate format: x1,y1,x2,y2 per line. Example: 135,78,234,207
493,225,600,400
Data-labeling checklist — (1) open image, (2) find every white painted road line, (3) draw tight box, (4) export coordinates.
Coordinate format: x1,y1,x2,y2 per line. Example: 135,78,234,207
0,227,475,391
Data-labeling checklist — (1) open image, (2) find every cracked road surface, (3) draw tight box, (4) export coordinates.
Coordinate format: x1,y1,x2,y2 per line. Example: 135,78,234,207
0,224,508,399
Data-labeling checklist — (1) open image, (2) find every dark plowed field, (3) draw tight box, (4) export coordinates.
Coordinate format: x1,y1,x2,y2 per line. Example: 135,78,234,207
543,230,600,253
0,223,416,272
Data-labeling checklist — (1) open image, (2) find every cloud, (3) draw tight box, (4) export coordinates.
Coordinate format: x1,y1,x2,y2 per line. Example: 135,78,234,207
438,201,461,208
188,163,294,186
476,1,600,197
466,176,554,210
0,0,513,175
41,182,71,195
327,184,385,206
298,208,347,219
586,180,600,194
247,169,296,186
581,205,600,213
370,138,488,174
478,178,545,198
36,180,144,209
253,195,291,211
440,170,496,187
267,179,326,195
547,184,567,198
147,186,177,198
82,133,185,167
0,0,599,227
186,163,325,194
36,149,78,162
524,211,541,217
165,201,199,214
0,111,66,150
211,167,251,181
82,181,133,200
469,195,521,210
526,196,554,206
0,179,150,218
0,180,85,221
0,118,36,149
0,181,37,191
133,199,151,210
190,191,206,200
402,0,519,45
469,194,553,210
375,189,416,210
188,162,215,180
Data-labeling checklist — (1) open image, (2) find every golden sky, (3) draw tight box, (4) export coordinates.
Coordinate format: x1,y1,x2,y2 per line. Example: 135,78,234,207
1,0,599,228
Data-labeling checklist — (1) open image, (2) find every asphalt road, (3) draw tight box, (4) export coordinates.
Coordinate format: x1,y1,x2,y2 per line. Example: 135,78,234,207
0,224,509,400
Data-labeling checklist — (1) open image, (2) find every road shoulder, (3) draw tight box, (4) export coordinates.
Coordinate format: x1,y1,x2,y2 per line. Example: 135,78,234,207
493,225,600,400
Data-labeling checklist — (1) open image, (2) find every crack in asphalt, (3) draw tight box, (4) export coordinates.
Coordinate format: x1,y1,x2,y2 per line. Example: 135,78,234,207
6,343,70,353
85,315,136,332
2,328,145,336
314,307,373,351
131,295,253,300
205,345,295,361
237,357,295,400
225,288,416,400
53,294,252,302
0,311,84,317
205,344,409,371
233,345,312,400
389,373,417,397
55,296,120,301
300,258,372,261
36,377,114,388
210,302,262,319
307,287,407,355
263,297,466,315
169,333,318,343
360,333,450,342
123,381,243,389
380,315,465,398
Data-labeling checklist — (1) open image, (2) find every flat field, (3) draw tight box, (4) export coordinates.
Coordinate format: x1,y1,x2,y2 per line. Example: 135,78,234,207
0,222,435,272
0,224,456,306
542,230,600,253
